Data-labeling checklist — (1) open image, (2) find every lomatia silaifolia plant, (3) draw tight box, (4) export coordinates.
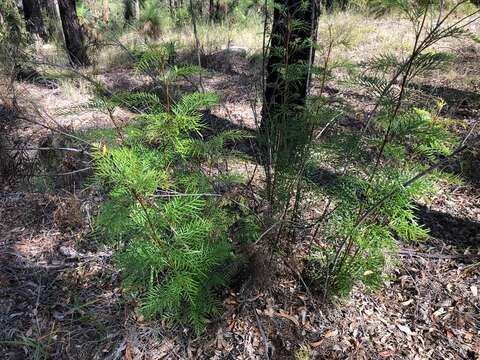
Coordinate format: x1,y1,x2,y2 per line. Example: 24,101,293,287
259,0,477,297
304,0,478,297
91,44,247,333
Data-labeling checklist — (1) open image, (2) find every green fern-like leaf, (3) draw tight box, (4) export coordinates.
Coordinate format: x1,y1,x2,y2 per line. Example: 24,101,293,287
173,92,219,116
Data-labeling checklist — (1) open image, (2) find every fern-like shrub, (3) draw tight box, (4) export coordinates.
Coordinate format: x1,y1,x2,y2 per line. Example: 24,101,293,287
301,0,474,297
91,45,247,333
256,0,474,297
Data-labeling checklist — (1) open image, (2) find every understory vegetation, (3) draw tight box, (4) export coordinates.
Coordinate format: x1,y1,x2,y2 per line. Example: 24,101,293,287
1,0,479,358
89,46,252,332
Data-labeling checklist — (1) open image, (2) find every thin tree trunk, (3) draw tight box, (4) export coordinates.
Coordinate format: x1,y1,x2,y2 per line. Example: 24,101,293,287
124,0,135,24
40,0,60,21
57,0,90,66
40,0,61,41
208,0,213,20
260,0,319,199
197,0,202,17
189,0,204,90
134,0,140,19
102,0,109,23
124,0,141,22
50,0,61,20
22,0,47,40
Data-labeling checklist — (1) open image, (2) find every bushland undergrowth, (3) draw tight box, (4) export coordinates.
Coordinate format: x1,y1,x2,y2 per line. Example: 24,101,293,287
1,0,479,336
257,0,479,297
86,44,252,333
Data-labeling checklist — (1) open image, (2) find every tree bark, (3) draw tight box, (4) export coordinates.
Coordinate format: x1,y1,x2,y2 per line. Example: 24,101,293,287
22,0,47,40
40,0,62,41
214,0,220,20
57,0,90,66
102,0,109,23
124,0,135,24
260,0,319,173
134,0,140,19
209,0,213,20
40,0,61,21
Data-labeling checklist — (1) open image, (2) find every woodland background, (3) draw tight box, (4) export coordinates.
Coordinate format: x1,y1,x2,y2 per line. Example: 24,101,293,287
0,0,479,359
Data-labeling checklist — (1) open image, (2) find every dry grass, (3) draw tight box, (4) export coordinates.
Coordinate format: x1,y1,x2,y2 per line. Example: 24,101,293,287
94,15,264,71
318,7,480,63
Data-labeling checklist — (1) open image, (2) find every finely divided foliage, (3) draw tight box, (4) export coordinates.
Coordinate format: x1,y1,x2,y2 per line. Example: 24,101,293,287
58,0,477,332
304,0,476,296
257,0,475,296
1,0,479,356
92,44,247,333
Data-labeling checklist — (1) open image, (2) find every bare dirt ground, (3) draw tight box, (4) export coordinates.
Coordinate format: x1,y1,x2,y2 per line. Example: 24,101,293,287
1,16,480,360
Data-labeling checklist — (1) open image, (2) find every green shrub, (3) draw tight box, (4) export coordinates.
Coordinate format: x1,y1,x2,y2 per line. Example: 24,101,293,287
139,0,163,39
91,45,248,333
255,0,470,298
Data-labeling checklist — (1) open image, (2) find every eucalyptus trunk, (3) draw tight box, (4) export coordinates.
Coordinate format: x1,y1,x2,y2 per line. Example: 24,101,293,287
58,0,90,66
260,0,319,200
22,0,47,40
102,0,109,23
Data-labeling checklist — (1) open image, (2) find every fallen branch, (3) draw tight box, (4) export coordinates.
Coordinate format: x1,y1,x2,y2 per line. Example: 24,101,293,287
398,248,476,260
254,309,271,360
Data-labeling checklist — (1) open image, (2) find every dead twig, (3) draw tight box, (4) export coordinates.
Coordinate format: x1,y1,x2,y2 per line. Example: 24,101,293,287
398,248,477,260
254,309,271,360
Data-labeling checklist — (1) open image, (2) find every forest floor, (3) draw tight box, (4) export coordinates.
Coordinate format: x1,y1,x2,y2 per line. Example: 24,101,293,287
1,13,480,360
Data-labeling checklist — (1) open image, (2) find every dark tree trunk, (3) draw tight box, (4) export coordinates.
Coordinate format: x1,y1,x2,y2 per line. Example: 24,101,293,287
57,0,90,66
124,0,135,24
197,0,203,17
22,0,47,40
208,0,213,20
214,0,220,20
40,0,61,40
260,0,319,173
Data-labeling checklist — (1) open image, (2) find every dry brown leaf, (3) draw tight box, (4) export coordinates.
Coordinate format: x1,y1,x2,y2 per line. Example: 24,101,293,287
397,324,414,336
277,310,300,326
310,339,323,348
124,342,133,360
379,350,395,358
324,329,338,338
216,328,227,349
227,319,236,331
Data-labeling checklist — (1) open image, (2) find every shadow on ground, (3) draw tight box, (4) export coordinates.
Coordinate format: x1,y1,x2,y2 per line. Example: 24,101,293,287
415,203,480,248
0,193,124,359
412,83,480,118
